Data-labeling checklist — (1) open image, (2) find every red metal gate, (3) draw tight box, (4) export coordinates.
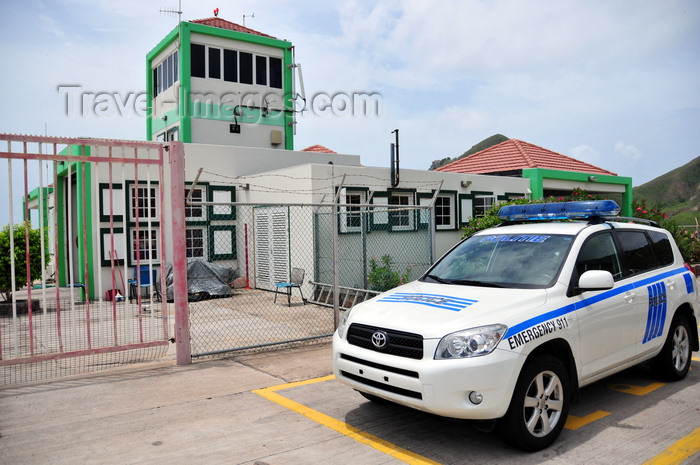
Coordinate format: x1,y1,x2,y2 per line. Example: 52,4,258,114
0,134,186,385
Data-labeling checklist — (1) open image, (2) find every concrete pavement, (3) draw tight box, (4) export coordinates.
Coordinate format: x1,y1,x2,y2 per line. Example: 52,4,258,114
1,342,699,465
0,342,361,465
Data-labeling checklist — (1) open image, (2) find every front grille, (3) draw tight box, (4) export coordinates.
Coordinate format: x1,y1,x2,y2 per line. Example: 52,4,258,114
340,353,419,378
347,323,423,359
340,371,423,399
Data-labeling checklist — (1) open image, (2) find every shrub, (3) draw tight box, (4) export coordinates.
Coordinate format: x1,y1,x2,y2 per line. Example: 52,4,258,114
633,199,699,263
631,198,668,224
0,223,49,302
367,254,412,292
672,229,700,263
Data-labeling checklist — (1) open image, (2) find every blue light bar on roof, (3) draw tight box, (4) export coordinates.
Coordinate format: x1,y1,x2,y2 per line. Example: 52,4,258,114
498,200,621,221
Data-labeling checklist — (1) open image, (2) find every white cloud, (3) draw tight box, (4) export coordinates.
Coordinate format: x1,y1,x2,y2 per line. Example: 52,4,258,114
1,0,698,188
569,145,602,164
324,0,698,89
614,142,643,161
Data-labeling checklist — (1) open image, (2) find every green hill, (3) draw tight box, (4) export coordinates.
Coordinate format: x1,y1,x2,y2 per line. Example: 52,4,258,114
429,134,509,170
633,156,700,226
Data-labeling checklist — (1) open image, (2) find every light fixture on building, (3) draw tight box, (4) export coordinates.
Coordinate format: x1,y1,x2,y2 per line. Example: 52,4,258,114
230,111,241,134
588,176,597,182
461,180,472,188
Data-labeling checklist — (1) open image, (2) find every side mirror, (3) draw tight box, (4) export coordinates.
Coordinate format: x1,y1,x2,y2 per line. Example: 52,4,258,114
578,270,614,291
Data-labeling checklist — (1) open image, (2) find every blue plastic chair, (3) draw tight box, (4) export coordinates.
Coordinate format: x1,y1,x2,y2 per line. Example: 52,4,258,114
128,265,158,302
274,268,306,306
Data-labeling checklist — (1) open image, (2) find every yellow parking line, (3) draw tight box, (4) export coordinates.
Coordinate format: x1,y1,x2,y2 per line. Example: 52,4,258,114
641,427,700,465
254,375,440,465
257,375,699,464
608,382,665,396
565,410,611,430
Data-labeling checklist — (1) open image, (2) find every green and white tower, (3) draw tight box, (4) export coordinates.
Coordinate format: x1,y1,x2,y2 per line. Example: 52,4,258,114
146,16,295,149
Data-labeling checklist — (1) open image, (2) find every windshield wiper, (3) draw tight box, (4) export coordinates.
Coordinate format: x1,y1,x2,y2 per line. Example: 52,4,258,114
423,275,503,288
446,279,504,288
423,274,451,284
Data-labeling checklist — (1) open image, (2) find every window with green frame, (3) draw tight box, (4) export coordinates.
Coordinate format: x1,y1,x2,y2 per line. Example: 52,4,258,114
371,190,416,232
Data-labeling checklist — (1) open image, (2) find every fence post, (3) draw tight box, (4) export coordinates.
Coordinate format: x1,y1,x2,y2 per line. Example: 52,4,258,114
332,176,346,329
332,200,340,328
169,141,191,365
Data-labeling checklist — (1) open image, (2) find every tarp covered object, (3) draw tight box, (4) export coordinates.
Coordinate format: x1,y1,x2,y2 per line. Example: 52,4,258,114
165,259,238,301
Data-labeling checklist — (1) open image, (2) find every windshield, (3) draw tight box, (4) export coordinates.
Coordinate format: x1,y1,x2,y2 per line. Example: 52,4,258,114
423,233,573,288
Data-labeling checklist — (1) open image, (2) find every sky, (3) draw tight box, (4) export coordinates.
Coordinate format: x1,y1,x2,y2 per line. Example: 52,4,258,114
0,0,699,226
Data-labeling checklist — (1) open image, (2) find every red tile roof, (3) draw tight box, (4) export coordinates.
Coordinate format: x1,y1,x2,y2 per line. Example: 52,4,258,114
301,144,337,154
437,139,616,176
189,18,276,39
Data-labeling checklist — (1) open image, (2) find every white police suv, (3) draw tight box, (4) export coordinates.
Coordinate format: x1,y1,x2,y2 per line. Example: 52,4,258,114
332,200,699,451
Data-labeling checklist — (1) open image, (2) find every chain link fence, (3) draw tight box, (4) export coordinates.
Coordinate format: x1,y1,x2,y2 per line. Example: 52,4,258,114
185,202,434,358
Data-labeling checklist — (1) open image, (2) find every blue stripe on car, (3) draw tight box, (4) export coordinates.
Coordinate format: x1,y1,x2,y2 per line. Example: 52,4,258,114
684,273,694,294
504,267,691,338
378,292,478,311
643,282,667,343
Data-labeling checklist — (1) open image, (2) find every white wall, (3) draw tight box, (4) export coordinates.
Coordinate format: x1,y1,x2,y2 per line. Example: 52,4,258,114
88,141,529,296
182,143,361,181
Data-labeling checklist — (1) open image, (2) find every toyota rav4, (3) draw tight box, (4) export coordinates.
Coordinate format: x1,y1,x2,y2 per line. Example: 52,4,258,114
332,200,699,451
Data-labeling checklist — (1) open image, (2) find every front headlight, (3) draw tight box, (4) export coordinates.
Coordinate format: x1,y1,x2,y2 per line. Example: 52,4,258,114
336,308,353,339
435,324,507,359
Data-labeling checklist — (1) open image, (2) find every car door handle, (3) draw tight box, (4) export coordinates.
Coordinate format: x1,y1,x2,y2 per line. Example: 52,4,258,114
665,279,675,290
624,292,636,303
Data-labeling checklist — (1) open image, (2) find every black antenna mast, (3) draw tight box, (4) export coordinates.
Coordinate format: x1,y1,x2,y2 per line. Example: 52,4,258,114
390,129,400,187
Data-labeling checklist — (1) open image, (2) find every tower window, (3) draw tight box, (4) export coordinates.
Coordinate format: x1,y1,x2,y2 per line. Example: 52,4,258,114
173,50,178,82
154,67,160,95
224,49,238,82
152,50,179,98
191,44,206,78
187,43,282,90
269,57,282,89
256,55,267,86
208,47,221,79
239,52,253,84
164,54,170,91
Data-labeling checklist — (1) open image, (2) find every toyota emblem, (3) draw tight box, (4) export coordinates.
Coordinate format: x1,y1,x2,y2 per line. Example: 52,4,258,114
371,331,388,349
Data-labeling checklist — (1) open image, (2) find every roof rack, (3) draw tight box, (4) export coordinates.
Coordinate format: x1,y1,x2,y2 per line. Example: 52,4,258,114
606,217,660,227
498,200,621,222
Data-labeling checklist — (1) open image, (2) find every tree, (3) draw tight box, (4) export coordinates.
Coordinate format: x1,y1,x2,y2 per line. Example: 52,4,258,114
428,157,454,171
461,189,602,238
0,223,49,302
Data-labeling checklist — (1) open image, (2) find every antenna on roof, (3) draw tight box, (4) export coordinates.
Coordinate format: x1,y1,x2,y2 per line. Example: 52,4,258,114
160,0,183,23
390,129,400,187
243,12,255,27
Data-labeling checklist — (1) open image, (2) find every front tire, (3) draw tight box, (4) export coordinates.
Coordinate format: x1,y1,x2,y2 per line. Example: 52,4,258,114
498,355,570,451
653,315,691,381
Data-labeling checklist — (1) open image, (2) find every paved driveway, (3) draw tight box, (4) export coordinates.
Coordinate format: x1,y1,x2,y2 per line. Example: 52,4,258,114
1,343,698,464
